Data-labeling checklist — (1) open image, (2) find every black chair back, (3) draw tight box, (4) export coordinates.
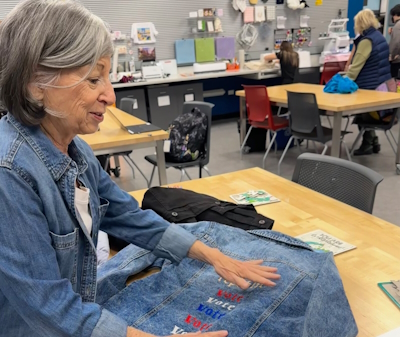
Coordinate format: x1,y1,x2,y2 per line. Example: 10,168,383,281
293,153,383,213
287,91,324,140
294,67,320,84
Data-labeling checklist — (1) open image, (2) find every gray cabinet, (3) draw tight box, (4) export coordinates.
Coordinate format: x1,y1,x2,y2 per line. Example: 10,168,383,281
115,88,148,121
175,82,204,113
116,83,204,130
147,86,179,130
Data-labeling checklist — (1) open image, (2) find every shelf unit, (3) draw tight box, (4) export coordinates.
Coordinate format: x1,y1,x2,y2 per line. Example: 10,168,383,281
188,15,222,35
189,31,223,35
187,16,219,20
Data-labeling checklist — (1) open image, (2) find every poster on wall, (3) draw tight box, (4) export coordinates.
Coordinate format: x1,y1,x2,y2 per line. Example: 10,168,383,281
138,47,156,62
131,22,158,44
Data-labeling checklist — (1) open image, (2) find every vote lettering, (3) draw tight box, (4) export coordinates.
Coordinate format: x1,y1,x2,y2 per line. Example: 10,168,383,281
206,297,236,310
217,277,262,289
216,289,243,303
184,314,212,331
196,303,227,319
170,325,188,335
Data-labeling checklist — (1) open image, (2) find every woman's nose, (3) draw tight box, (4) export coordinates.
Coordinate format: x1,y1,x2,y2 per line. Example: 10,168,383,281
99,80,116,106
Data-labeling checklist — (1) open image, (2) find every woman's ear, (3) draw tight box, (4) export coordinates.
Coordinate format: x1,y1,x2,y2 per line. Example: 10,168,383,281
28,83,44,102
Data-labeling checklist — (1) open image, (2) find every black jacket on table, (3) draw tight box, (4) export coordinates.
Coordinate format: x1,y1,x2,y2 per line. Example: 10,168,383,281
142,187,274,231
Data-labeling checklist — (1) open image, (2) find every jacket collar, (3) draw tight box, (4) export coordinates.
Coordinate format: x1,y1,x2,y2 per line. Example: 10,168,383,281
7,113,88,181
362,26,376,36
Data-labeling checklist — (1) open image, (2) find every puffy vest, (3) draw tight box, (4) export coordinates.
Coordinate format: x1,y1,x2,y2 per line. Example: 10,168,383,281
354,27,391,89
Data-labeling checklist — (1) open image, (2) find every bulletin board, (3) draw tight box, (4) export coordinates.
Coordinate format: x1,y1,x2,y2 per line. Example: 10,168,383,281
1,0,349,60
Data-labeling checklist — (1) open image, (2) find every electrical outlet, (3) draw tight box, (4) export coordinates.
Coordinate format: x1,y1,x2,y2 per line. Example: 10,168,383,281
228,90,234,95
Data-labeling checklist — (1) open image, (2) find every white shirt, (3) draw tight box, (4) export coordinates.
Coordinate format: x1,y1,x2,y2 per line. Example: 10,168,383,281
75,186,92,234
75,185,109,266
131,22,158,44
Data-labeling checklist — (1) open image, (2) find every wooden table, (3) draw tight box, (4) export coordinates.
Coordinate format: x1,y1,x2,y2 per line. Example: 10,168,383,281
236,83,400,160
79,106,169,185
129,168,400,337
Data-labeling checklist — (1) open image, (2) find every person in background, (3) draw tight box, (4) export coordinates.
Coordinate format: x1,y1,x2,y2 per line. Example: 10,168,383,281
264,41,299,84
0,1,281,337
389,4,400,78
346,9,392,156
344,34,360,72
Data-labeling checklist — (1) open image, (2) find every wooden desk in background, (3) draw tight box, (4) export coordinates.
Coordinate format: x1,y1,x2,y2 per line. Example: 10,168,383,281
129,168,400,337
236,84,400,161
79,106,169,185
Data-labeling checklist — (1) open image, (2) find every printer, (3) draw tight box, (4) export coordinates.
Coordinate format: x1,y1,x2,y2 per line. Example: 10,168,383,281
141,62,164,79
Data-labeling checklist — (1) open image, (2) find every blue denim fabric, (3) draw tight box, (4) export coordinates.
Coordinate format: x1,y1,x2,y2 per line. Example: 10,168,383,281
0,114,196,337
98,222,358,337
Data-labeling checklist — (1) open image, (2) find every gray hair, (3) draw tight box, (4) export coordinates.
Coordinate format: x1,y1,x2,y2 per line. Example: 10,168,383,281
0,0,114,126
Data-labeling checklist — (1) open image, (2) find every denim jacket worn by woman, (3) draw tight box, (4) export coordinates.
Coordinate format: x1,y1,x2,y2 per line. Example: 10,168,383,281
98,222,358,337
0,113,197,337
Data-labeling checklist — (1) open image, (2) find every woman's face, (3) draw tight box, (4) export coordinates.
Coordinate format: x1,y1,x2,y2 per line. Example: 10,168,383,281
42,56,115,135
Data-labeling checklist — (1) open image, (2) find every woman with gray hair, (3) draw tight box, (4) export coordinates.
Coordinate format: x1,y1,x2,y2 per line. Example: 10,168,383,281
0,1,280,336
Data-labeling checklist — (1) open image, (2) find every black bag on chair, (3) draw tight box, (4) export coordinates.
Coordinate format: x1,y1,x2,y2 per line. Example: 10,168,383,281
142,187,274,231
165,107,207,163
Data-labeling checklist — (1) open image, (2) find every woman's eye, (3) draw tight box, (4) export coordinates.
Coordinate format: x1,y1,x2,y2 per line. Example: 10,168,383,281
89,78,100,85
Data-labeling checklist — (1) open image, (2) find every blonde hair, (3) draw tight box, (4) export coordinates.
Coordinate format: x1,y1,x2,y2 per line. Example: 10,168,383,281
354,9,380,35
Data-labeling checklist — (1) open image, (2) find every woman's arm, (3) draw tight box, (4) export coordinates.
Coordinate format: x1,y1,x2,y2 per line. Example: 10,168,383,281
127,327,229,337
346,39,372,81
264,53,278,62
127,327,155,337
345,47,356,71
95,157,196,265
0,167,128,337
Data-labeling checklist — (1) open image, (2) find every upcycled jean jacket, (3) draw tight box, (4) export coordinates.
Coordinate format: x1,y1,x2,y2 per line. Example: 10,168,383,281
98,222,358,337
0,114,196,337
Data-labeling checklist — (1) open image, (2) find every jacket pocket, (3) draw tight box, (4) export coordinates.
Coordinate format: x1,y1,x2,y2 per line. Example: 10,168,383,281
248,230,314,252
49,228,79,285
99,197,109,221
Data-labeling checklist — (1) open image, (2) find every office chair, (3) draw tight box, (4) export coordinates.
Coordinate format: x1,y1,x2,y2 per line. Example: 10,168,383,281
293,67,321,84
240,85,289,168
320,61,347,85
278,92,352,175
350,110,399,156
293,153,383,214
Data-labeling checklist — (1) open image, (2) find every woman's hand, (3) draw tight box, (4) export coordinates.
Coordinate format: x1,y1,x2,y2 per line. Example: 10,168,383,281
211,252,280,289
188,241,280,290
167,331,228,337
127,327,228,337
